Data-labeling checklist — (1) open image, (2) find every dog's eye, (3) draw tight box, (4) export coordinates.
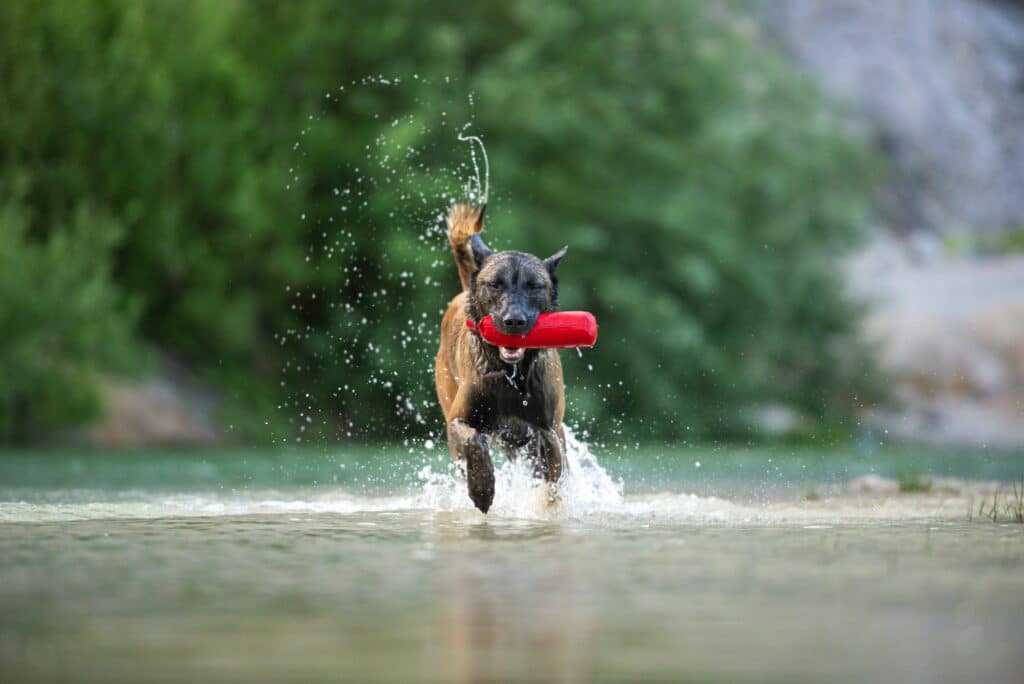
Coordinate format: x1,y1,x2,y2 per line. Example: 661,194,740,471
526,281,545,291
485,281,504,291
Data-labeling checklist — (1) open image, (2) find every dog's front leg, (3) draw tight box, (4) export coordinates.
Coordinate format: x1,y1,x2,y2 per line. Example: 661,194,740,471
446,389,494,513
450,418,494,513
532,427,564,484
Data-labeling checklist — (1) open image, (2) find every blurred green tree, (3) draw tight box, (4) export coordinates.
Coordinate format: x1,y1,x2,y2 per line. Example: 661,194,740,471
0,0,879,444
0,178,137,440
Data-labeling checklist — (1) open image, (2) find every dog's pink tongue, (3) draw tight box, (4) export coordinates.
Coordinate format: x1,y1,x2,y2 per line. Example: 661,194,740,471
500,346,524,362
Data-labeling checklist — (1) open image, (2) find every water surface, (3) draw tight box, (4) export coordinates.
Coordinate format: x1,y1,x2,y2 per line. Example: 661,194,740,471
1,441,1022,683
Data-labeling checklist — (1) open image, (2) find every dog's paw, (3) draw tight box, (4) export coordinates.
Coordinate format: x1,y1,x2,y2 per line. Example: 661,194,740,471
464,435,495,514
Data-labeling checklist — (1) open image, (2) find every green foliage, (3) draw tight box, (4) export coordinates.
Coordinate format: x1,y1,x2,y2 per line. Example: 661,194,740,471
0,0,881,443
943,227,1024,257
970,480,1024,524
896,471,933,493
0,179,137,441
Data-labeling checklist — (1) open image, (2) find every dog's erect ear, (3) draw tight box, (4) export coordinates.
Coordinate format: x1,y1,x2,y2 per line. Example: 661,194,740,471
470,234,494,267
544,246,568,275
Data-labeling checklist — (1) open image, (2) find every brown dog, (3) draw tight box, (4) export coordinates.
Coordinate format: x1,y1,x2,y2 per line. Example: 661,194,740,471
434,203,568,513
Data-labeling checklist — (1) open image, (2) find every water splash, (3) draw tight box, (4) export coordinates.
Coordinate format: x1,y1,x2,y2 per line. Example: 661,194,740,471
456,128,489,204
413,424,623,519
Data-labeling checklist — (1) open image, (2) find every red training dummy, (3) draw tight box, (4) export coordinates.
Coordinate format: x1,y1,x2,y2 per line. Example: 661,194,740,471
466,311,598,349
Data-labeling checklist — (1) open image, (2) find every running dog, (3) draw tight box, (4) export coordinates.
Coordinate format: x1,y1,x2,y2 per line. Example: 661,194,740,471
434,203,568,513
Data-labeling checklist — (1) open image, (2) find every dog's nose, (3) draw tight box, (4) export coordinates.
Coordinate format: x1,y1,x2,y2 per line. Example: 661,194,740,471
502,315,528,333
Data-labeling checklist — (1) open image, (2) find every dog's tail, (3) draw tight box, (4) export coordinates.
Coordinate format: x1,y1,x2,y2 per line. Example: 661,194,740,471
447,202,486,291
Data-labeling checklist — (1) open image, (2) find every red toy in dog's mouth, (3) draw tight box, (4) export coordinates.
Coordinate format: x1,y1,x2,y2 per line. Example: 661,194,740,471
466,312,598,360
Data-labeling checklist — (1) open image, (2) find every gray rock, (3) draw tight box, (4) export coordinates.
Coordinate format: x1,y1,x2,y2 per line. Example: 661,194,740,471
843,474,900,495
849,238,1024,447
760,1,1024,446
761,0,1024,233
79,366,224,447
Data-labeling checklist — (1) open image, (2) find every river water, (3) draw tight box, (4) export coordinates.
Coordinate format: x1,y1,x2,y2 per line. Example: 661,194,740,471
1,439,1022,683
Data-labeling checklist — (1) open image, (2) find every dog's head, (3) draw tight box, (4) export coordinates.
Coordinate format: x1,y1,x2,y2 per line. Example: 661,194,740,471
467,234,567,364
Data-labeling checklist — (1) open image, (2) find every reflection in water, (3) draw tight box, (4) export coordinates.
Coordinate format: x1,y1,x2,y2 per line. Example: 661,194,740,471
440,522,595,683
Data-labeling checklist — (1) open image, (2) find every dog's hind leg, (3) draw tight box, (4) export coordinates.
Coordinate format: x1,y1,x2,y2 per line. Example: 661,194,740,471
497,418,533,463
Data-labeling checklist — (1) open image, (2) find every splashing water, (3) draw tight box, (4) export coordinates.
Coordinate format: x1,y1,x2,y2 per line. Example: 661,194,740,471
456,127,489,204
414,424,623,519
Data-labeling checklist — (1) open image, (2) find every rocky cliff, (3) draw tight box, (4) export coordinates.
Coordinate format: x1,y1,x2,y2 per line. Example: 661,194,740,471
763,0,1024,447
762,0,1024,234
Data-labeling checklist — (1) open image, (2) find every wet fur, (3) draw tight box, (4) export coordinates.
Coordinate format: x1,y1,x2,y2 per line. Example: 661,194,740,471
434,203,567,513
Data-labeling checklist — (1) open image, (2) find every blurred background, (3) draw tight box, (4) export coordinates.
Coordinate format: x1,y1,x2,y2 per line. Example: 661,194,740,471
1,0,1022,451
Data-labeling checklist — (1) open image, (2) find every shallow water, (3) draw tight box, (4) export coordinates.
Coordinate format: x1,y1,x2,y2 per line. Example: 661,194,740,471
1,441,1023,683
